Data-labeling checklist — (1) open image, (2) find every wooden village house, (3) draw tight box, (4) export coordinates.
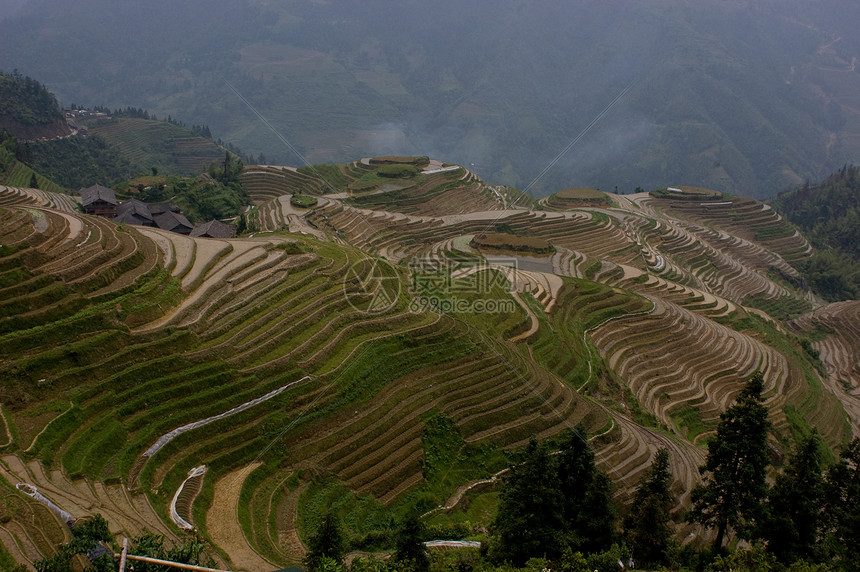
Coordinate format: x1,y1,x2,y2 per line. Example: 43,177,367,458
190,219,236,238
113,199,194,235
80,184,118,218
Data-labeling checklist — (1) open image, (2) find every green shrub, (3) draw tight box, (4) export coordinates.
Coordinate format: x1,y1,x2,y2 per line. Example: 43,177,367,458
376,164,419,178
291,194,319,208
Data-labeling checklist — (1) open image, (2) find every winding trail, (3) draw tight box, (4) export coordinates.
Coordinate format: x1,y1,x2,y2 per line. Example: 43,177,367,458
0,405,12,448
509,292,539,342
206,463,276,572
142,376,311,459
169,465,207,530
422,418,618,518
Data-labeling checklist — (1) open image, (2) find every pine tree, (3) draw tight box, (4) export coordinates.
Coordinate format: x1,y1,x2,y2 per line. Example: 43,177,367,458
689,372,771,551
394,513,429,572
304,512,346,571
759,432,824,563
577,469,615,554
491,437,565,565
624,447,674,566
557,426,615,555
821,438,860,567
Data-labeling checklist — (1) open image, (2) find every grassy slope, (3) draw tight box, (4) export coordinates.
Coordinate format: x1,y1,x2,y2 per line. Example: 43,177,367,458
0,163,855,567
85,117,226,176
0,145,64,192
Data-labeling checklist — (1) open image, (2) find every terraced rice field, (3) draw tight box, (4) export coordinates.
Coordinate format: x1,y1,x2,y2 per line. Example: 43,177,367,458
86,118,224,176
0,159,65,194
788,301,860,438
0,169,854,568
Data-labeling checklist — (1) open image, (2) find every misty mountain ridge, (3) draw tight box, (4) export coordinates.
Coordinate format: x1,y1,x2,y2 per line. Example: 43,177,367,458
2,1,860,198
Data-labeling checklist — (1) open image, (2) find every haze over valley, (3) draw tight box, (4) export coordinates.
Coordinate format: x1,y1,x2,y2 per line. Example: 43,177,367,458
4,0,860,197
1,2,860,571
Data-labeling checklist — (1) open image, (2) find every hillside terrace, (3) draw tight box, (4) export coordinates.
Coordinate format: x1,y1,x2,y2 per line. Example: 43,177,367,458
0,170,853,568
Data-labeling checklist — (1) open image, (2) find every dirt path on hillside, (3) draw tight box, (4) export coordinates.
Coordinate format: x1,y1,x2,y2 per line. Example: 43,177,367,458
207,462,276,572
509,292,539,343
0,406,12,448
276,482,307,560
52,210,84,242
136,227,176,269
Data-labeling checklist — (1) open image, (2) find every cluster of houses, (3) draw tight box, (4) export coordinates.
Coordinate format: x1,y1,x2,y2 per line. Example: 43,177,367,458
79,184,236,238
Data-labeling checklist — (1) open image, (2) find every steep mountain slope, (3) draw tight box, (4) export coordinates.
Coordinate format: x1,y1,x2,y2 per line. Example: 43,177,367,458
1,70,237,195
0,70,70,141
0,158,855,569
769,166,860,301
3,1,860,198
81,116,226,178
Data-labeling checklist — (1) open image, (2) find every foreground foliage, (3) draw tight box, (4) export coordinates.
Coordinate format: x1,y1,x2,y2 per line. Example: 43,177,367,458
623,447,673,567
690,372,771,551
489,428,614,566
758,433,825,563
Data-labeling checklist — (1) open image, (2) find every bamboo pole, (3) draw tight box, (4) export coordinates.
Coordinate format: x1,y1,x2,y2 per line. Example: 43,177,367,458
118,538,129,572
113,552,232,571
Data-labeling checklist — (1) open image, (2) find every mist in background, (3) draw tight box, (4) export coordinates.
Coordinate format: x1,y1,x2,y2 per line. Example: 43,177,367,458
2,0,860,198
0,0,25,20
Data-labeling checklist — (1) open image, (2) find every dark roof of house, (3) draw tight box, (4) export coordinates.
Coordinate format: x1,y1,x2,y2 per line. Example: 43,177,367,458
80,184,118,206
154,210,193,232
113,211,153,226
116,198,153,221
148,202,181,215
190,219,236,238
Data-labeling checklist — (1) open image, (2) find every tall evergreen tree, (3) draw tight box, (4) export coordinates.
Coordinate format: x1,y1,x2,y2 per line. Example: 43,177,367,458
304,512,347,571
491,437,565,565
689,372,771,551
758,432,824,563
557,427,614,554
821,438,860,568
577,470,615,555
394,513,429,572
624,447,674,566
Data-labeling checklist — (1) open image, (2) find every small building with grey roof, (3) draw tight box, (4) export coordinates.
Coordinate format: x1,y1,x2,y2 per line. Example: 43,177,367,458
80,184,118,217
190,219,236,238
114,198,155,226
113,198,195,234
154,210,194,235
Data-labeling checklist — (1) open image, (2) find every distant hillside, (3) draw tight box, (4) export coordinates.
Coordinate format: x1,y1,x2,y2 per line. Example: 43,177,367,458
0,68,243,194
0,69,70,140
3,1,860,197
0,69,129,190
770,166,860,301
0,141,63,192
22,134,135,189
83,115,226,177
0,0,25,21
